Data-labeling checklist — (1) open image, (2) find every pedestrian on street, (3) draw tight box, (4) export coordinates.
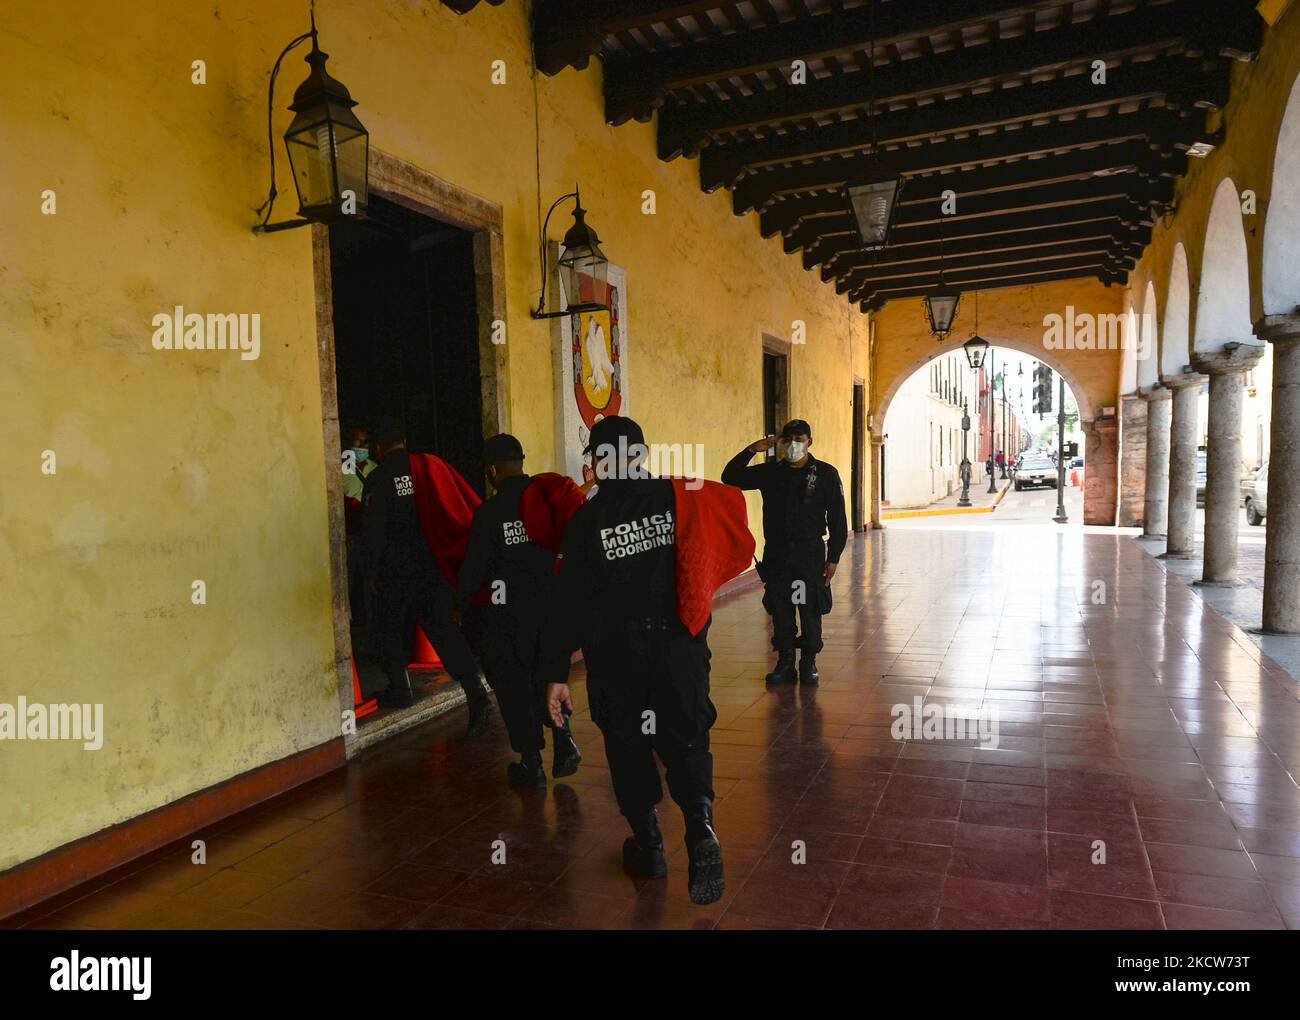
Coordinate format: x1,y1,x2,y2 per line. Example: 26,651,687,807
721,419,847,685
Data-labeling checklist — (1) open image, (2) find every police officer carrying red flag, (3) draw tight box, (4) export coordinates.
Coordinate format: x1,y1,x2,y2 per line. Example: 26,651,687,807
360,416,493,736
723,418,847,685
543,416,752,905
455,433,584,788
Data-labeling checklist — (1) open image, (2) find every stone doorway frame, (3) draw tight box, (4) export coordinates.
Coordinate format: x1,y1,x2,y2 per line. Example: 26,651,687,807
310,148,509,755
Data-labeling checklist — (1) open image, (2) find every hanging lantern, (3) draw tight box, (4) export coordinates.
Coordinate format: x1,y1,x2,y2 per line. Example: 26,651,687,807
924,289,961,339
962,335,991,370
283,34,369,223
557,192,609,309
534,186,611,318
844,166,904,250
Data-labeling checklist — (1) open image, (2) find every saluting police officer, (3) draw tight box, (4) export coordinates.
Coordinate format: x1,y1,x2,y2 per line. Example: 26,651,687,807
722,418,847,685
455,433,582,789
360,416,494,737
543,416,726,906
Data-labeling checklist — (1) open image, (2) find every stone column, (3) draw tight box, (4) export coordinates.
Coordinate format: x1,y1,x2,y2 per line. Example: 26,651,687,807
1117,394,1148,527
870,434,884,529
1083,415,1119,525
1191,344,1266,586
1141,386,1172,538
1160,370,1206,559
1255,314,1300,632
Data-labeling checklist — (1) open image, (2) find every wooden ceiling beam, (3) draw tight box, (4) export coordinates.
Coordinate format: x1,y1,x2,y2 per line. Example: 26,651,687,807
857,262,1121,308
781,176,1161,253
605,0,1068,124
814,205,1144,273
733,118,1193,216
699,56,1225,191
659,1,1199,159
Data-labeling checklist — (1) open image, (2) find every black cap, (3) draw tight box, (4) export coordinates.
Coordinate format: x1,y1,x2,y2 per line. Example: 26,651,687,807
372,415,406,447
584,415,646,454
481,433,525,465
781,419,812,439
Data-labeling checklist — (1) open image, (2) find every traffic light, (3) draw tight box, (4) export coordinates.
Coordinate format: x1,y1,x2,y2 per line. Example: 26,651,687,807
1032,363,1054,415
1065,441,1079,458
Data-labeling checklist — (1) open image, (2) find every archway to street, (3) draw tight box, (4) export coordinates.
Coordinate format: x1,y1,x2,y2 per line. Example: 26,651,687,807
879,343,1085,526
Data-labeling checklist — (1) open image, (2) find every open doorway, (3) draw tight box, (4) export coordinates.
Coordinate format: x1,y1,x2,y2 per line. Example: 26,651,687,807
311,153,507,747
852,380,865,529
762,335,790,462
328,193,486,714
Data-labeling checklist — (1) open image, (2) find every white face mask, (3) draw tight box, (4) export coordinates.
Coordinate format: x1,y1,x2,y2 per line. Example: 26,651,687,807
785,440,807,462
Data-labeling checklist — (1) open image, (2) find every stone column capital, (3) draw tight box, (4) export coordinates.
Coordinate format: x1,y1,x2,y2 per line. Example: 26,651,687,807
1082,415,1118,437
1254,310,1300,344
1138,384,1172,402
870,434,886,447
1190,343,1266,376
1161,368,1207,390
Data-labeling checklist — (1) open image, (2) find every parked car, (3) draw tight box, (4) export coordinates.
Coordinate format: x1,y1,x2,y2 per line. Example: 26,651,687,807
1015,456,1058,490
1244,461,1269,526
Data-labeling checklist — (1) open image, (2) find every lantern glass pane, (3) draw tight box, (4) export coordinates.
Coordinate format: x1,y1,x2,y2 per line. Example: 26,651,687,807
846,177,901,249
559,243,608,308
926,293,960,335
285,103,368,218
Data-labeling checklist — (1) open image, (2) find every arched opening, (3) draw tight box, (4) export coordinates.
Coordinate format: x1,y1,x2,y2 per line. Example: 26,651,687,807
878,343,1084,524
1263,71,1300,316
1195,178,1254,352
1138,282,1159,390
1162,243,1191,378
1120,300,1140,395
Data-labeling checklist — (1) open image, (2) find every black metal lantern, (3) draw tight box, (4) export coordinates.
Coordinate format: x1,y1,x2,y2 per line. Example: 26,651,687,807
924,289,961,339
963,335,991,370
284,37,368,222
254,11,368,233
534,186,610,319
844,167,904,250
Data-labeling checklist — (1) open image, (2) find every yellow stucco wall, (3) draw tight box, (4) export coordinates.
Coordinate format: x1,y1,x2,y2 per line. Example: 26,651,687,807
1124,0,1300,377
0,0,869,872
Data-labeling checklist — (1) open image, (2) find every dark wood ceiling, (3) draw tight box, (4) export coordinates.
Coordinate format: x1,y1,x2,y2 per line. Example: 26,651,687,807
531,0,1262,312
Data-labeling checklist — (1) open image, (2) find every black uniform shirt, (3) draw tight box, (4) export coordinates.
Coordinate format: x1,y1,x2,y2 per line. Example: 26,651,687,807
543,477,678,674
721,448,848,563
359,448,439,581
455,473,559,616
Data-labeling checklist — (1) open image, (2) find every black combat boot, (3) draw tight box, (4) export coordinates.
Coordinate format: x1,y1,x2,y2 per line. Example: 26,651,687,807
764,651,796,684
465,690,495,738
622,809,668,879
551,719,582,778
376,671,414,709
506,753,547,789
685,803,725,905
798,654,820,685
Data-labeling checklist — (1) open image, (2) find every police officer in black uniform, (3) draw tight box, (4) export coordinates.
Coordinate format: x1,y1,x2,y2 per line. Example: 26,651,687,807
360,416,493,737
455,433,582,788
543,416,726,906
722,418,847,685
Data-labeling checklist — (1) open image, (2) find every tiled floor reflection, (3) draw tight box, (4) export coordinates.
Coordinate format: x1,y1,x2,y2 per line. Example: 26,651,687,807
10,529,1300,930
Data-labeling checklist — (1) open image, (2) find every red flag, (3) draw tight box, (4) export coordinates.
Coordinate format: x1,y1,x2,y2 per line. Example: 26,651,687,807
519,472,587,554
406,451,481,586
671,478,756,637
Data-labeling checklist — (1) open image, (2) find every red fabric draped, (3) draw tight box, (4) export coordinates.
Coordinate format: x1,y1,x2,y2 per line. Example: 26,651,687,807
407,451,481,587
671,479,756,637
519,472,587,554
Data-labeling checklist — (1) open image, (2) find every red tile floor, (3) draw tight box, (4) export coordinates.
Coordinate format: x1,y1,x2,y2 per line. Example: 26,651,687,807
11,529,1300,930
